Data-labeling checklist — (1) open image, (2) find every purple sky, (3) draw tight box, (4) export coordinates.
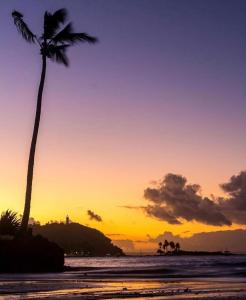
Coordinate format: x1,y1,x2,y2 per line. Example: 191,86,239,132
0,0,246,236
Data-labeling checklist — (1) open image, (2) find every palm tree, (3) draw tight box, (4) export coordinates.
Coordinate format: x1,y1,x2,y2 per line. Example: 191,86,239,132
163,239,169,253
157,242,163,255
169,241,175,253
12,9,98,233
175,242,180,253
0,210,20,235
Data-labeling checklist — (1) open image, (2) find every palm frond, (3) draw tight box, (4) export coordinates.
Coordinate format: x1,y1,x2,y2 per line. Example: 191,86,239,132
52,23,98,44
12,10,35,43
66,32,98,44
53,8,67,24
43,8,67,39
46,44,70,66
0,210,20,235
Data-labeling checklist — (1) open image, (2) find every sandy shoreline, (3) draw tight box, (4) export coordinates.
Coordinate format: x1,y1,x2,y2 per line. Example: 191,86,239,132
1,256,246,299
1,276,246,299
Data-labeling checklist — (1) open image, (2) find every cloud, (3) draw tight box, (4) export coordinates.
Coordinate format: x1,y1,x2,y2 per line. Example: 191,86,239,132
152,230,246,253
143,173,231,226
107,233,126,237
145,205,181,224
219,171,246,224
133,239,150,243
119,171,246,226
113,230,246,253
87,210,102,222
112,239,135,253
119,205,143,209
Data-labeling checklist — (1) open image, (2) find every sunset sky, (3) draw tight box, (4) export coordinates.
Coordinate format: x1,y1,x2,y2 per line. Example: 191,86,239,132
0,0,246,251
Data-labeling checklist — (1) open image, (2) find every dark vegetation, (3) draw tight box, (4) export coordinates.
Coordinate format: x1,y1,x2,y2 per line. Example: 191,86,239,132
0,210,64,272
157,240,180,255
33,222,124,256
0,235,64,272
0,210,20,235
0,210,123,273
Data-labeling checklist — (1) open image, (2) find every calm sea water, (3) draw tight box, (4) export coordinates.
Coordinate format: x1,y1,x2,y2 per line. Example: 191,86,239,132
0,256,246,299
66,255,246,278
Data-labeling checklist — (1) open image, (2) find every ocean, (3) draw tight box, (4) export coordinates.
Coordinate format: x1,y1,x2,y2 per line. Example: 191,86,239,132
0,255,246,299
66,255,246,278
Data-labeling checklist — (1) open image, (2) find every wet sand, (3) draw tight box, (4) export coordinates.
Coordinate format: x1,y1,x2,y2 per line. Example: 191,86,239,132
1,275,246,299
1,256,246,299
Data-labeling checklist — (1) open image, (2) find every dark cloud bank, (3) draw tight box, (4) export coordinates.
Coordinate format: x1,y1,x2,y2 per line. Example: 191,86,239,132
143,171,246,226
87,210,102,222
153,230,246,253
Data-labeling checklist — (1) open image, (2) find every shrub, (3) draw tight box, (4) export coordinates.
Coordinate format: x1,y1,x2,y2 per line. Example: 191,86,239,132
0,210,20,236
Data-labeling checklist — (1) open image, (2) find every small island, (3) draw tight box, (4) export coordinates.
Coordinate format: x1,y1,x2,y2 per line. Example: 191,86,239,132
156,239,233,256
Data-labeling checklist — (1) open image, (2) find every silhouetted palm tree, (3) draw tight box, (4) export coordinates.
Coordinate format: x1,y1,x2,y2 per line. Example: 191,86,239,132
169,241,175,252
175,242,180,253
0,210,20,235
12,9,98,232
157,242,163,255
163,239,169,253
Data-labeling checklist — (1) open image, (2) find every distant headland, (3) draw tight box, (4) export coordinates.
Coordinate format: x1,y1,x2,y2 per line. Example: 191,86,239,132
33,222,124,257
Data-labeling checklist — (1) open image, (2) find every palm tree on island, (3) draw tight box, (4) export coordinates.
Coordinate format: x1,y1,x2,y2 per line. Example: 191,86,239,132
157,239,181,255
12,9,98,233
163,239,169,253
169,241,175,252
175,242,180,253
157,242,164,254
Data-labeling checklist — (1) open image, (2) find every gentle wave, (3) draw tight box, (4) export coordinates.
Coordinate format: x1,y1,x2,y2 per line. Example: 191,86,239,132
0,256,246,299
65,255,246,278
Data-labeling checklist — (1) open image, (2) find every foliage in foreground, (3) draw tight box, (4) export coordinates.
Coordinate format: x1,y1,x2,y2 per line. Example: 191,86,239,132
0,210,20,236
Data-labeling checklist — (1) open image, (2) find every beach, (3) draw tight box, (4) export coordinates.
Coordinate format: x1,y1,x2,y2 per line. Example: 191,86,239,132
0,255,246,299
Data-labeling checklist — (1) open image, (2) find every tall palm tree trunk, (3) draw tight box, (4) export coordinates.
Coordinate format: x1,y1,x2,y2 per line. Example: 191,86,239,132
21,54,47,232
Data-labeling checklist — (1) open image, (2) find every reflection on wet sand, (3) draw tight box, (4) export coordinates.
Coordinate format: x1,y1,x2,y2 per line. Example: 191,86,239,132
1,277,246,299
1,256,246,299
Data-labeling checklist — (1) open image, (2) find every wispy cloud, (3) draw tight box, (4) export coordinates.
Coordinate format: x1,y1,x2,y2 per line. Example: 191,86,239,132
106,233,126,237
87,210,102,222
119,205,144,209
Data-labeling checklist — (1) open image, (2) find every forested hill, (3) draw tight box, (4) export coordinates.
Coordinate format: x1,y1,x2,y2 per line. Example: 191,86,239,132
33,222,124,256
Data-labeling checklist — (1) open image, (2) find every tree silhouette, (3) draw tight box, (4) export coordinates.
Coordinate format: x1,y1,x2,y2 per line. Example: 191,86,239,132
0,210,20,235
169,241,175,252
157,242,164,255
163,239,169,253
175,242,180,253
12,9,98,232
